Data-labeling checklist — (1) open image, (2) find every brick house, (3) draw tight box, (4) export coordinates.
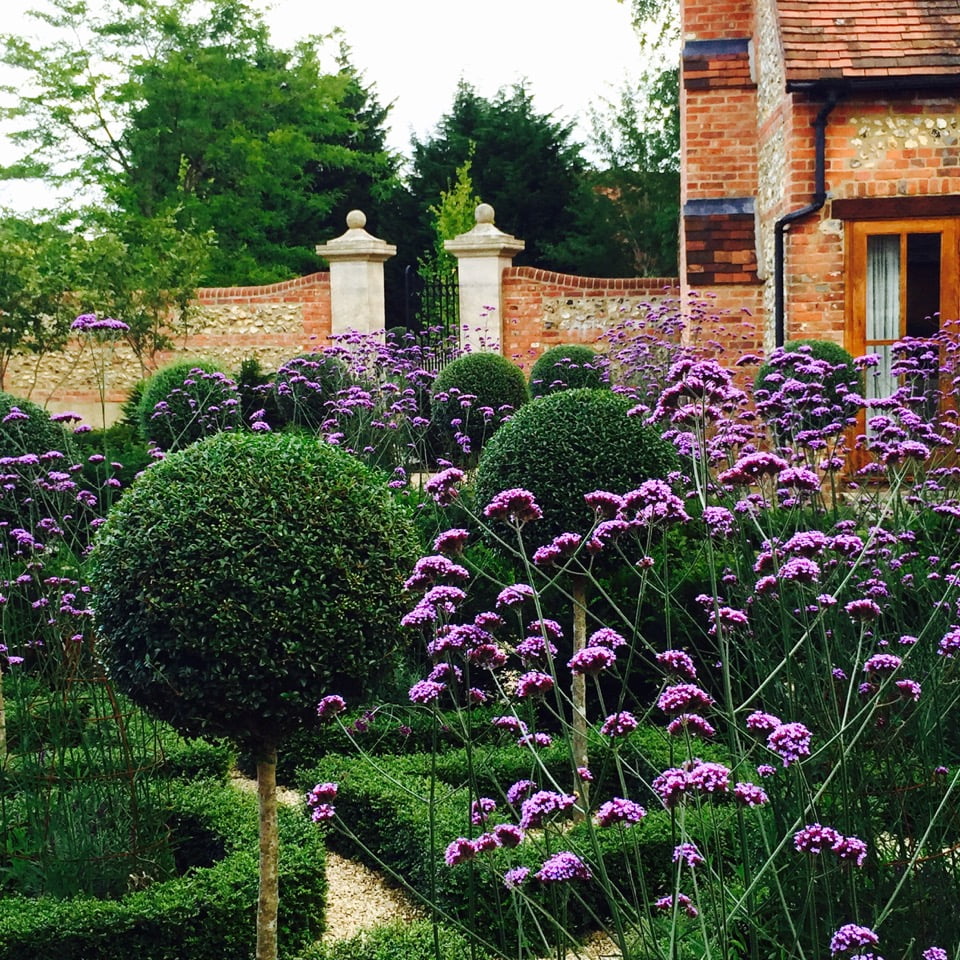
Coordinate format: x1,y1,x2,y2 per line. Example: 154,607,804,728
680,0,960,397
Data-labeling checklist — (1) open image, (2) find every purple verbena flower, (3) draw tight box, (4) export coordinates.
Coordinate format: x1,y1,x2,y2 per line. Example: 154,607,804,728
483,488,542,524
863,653,901,674
535,851,591,883
496,583,535,608
505,778,537,805
734,782,769,806
516,670,554,697
595,797,646,827
444,837,477,866
600,711,638,738
408,679,445,705
433,528,470,555
317,695,346,721
656,648,697,679
568,645,616,674
830,924,880,955
666,714,716,738
589,627,627,649
673,842,705,867
654,893,698,918
746,710,781,732
657,683,714,714
471,797,497,825
519,790,578,829
767,721,813,767
503,866,530,889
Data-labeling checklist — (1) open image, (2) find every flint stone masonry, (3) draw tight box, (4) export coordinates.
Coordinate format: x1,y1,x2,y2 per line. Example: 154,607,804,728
3,272,330,428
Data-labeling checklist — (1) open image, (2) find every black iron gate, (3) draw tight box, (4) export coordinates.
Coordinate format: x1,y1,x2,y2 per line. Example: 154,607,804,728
404,264,460,342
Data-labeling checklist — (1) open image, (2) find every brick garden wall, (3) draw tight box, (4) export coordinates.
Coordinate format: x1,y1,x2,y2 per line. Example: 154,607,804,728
5,265,699,426
501,267,680,369
4,272,331,428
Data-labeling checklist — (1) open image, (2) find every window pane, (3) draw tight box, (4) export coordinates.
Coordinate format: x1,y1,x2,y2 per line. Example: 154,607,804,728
866,235,900,342
906,233,940,338
865,344,895,402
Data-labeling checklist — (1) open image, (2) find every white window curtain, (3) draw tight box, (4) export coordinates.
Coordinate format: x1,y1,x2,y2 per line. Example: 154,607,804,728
865,235,900,401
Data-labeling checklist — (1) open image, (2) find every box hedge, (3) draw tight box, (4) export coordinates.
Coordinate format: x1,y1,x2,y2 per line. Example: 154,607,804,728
0,779,326,960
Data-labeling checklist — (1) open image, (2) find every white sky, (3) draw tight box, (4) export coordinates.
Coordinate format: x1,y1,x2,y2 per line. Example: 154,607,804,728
0,0,646,214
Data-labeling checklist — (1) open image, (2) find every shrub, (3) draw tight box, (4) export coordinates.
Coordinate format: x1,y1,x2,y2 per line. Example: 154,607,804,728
136,359,241,451
298,919,480,960
528,344,607,398
91,431,420,750
0,779,326,960
272,352,352,430
0,391,69,459
474,387,678,546
753,339,861,441
430,353,529,466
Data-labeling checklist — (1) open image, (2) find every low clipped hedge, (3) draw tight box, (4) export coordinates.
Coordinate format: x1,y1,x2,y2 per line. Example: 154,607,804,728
529,344,607,398
297,737,738,955
0,779,326,960
297,919,480,960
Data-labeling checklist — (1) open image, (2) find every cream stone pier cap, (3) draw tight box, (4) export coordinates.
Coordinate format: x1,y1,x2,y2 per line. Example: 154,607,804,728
316,210,396,337
444,203,525,354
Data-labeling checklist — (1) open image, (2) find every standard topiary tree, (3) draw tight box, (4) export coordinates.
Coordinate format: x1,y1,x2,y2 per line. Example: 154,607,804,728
137,358,241,451
528,343,607,398
429,351,529,466
271,352,351,430
475,388,678,781
90,432,420,960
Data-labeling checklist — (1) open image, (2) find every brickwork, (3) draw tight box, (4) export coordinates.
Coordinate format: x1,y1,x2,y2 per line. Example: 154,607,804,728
684,211,759,285
682,0,960,354
501,268,679,368
4,272,331,427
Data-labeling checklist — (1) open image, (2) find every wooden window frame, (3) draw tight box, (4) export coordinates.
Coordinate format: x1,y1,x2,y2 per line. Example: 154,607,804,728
844,218,960,360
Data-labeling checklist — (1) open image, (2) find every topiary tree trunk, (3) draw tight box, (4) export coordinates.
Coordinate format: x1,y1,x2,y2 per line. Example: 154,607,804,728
571,573,589,808
257,745,279,960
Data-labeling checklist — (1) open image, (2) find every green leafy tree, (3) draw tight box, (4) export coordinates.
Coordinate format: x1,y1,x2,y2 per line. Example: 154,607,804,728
66,206,214,373
0,217,74,389
91,431,419,960
1,0,400,284
408,82,588,272
582,0,680,276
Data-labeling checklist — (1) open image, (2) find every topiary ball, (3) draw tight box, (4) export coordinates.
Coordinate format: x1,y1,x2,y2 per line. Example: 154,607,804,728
0,391,70,459
271,352,351,430
137,359,241,451
754,339,862,440
529,344,607,398
430,352,529,466
90,432,420,752
474,388,678,547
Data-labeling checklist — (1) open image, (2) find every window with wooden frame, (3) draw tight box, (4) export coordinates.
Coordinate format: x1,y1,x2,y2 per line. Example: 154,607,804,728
843,211,960,405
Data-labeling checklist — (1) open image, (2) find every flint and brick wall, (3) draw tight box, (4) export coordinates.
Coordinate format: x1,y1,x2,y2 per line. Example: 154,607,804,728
500,267,679,368
4,272,331,427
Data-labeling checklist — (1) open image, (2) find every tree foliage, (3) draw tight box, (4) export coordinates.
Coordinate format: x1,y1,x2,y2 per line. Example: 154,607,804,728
0,218,74,389
408,82,588,272
1,0,399,285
